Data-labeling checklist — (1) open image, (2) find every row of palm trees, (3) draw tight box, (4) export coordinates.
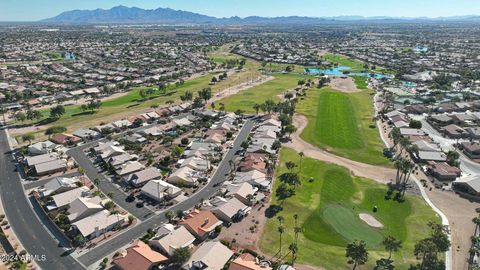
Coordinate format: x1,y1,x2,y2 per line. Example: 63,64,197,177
275,214,302,267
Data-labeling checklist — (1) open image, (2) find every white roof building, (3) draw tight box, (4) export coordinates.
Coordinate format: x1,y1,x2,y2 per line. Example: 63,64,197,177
141,180,182,201
149,226,195,256
183,241,233,270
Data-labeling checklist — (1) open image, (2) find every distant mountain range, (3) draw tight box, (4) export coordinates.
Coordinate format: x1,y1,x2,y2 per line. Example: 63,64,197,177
41,5,480,24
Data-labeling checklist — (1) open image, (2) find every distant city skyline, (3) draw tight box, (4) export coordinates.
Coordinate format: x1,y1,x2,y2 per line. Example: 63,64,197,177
1,0,480,21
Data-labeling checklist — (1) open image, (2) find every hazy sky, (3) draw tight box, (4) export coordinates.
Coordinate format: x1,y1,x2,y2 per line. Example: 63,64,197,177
1,0,480,21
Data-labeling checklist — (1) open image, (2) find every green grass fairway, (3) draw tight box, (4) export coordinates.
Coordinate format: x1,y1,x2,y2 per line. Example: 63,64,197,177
259,148,439,270
352,76,369,89
219,73,311,113
323,53,367,72
297,87,389,165
323,53,394,74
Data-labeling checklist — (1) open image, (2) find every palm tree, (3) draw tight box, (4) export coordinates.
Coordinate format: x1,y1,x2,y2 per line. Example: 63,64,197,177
298,152,304,174
93,177,100,186
278,226,285,256
382,235,402,259
346,240,369,270
277,216,285,255
289,243,298,266
253,104,261,115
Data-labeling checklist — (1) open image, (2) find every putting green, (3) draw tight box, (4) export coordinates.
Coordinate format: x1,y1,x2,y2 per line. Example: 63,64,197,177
259,147,439,269
304,204,384,248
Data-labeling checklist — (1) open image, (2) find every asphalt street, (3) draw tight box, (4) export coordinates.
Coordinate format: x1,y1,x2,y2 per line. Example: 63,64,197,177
76,119,254,266
0,128,85,270
67,146,153,220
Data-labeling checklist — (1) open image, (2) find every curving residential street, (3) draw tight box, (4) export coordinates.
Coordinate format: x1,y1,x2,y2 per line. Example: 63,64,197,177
0,119,254,269
0,127,85,270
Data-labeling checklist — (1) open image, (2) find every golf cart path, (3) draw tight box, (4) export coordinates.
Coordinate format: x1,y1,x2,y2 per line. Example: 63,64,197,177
286,114,396,184
287,113,453,270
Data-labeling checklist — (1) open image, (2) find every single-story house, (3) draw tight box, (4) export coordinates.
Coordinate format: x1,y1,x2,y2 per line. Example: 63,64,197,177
67,196,103,223
166,166,199,187
51,133,82,146
454,175,480,196
126,167,161,187
179,210,223,240
149,226,195,256
229,253,272,270
38,175,84,197
72,210,126,240
116,161,145,176
113,240,167,270
183,241,233,270
427,161,461,181
73,128,101,141
141,180,182,202
34,159,68,176
225,182,256,206
212,197,250,222
461,142,480,160
47,186,91,211
28,141,57,155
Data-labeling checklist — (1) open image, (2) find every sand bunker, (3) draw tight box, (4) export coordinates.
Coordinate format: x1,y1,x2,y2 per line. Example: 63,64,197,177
328,77,361,93
359,213,384,228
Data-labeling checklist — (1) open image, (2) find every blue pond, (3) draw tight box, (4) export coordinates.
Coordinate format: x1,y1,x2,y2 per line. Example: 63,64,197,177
305,66,393,79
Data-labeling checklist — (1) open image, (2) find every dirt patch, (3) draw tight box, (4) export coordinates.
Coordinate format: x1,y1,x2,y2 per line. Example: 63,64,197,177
359,213,384,228
328,77,361,93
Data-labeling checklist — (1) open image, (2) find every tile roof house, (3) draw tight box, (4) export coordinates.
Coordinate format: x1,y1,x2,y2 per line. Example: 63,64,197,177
427,161,461,181
183,241,233,270
179,210,223,240
125,167,161,187
149,226,195,256
50,133,82,146
239,153,268,173
228,253,272,270
442,124,467,139
113,240,167,270
461,142,480,159
72,210,126,240
140,179,182,202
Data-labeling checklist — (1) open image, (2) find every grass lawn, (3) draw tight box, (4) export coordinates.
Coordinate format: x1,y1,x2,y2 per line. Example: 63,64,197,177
323,53,367,72
297,87,389,165
352,76,369,90
323,53,394,74
219,73,312,113
259,147,440,270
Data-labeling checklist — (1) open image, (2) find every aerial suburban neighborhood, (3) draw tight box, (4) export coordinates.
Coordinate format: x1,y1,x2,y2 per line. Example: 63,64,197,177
0,1,479,270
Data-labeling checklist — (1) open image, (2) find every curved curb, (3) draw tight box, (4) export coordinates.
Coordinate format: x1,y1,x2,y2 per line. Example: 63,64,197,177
373,92,452,270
